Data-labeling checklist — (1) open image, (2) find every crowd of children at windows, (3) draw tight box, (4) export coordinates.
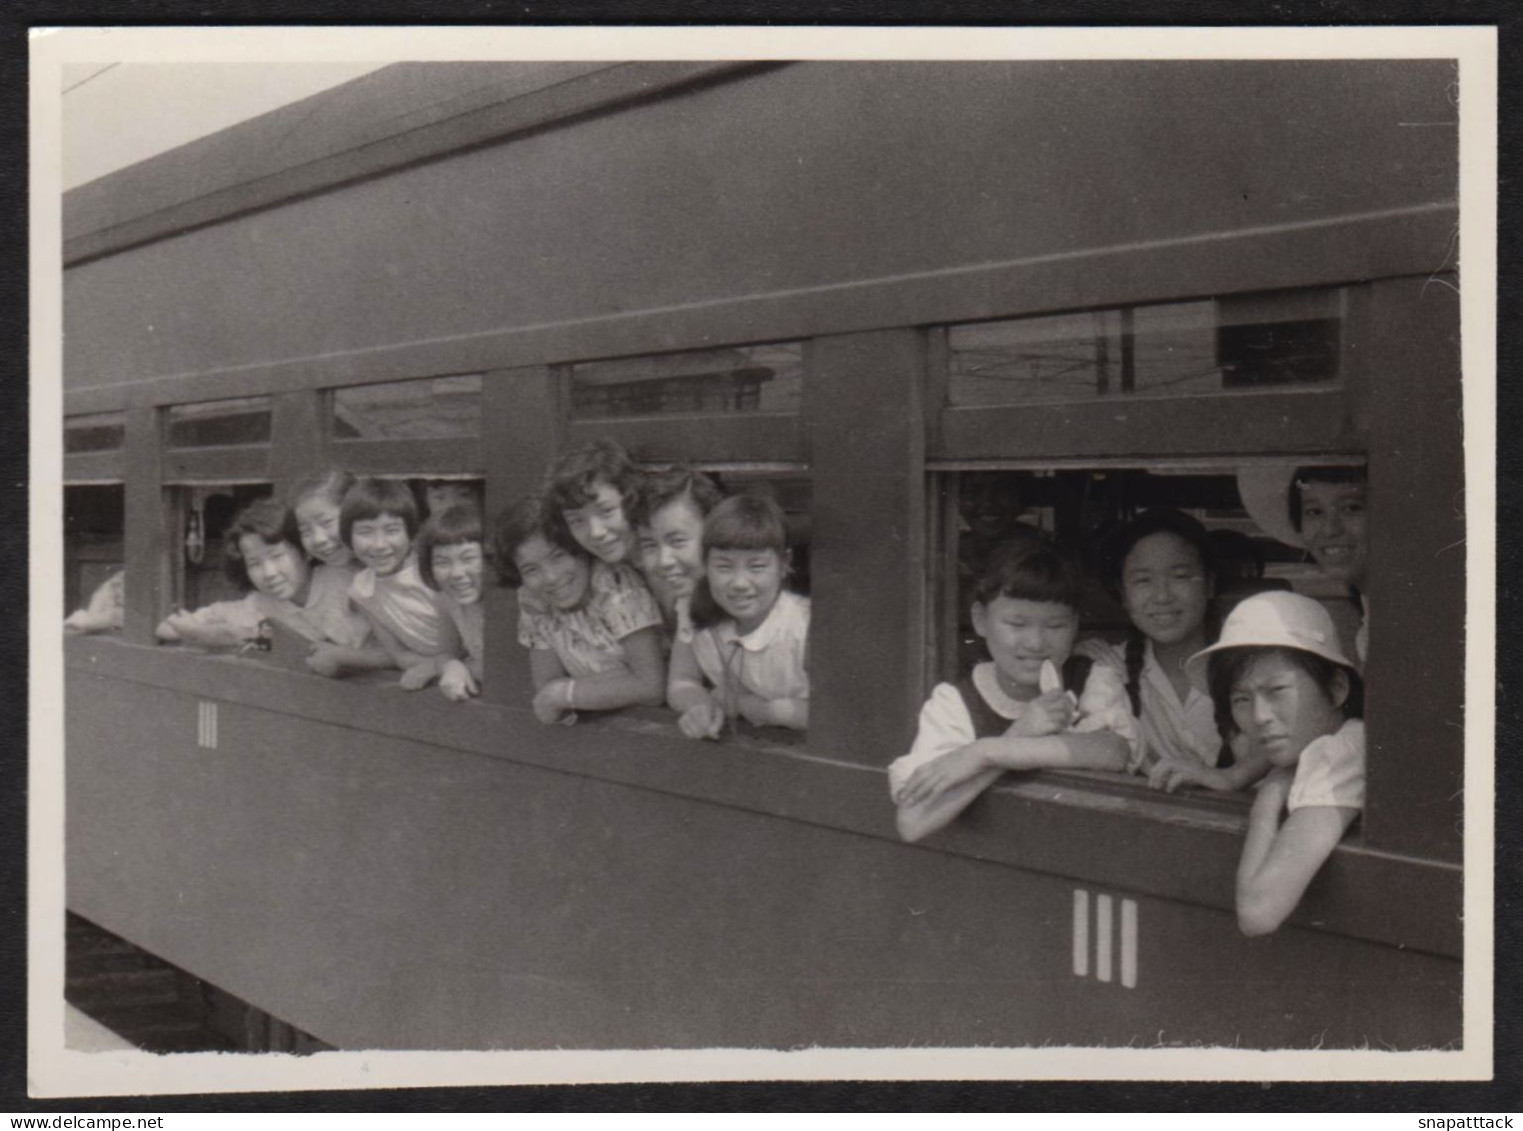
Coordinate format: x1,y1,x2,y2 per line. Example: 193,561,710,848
66,444,1370,936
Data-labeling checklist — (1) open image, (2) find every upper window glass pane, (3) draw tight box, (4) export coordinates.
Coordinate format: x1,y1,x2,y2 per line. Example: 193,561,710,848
64,412,126,454
166,397,273,448
570,343,803,420
331,375,483,440
947,289,1344,407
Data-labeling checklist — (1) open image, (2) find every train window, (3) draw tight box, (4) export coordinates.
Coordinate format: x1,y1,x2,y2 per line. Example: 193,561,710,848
63,484,125,625
165,396,273,448
330,375,483,439
64,412,126,454
946,288,1344,407
930,464,1364,787
569,342,804,420
167,483,276,614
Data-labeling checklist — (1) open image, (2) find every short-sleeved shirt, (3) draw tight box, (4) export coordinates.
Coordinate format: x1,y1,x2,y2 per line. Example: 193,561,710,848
1077,637,1222,772
349,555,455,657
517,561,662,677
1287,718,1365,812
303,564,373,650
888,656,1137,797
683,590,810,704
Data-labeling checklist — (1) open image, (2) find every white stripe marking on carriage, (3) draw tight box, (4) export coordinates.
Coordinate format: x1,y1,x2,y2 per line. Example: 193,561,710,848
1121,898,1138,989
1096,893,1114,983
1072,889,1089,978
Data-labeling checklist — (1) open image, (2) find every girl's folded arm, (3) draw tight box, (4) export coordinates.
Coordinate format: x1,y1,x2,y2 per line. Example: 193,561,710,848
978,729,1130,773
894,759,1004,843
558,626,666,709
1236,775,1357,936
666,636,712,713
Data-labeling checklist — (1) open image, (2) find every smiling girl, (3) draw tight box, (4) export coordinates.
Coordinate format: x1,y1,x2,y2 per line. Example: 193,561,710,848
290,469,391,677
416,504,487,701
340,477,460,688
156,498,337,649
495,494,665,724
1185,591,1365,935
666,493,810,740
630,466,725,629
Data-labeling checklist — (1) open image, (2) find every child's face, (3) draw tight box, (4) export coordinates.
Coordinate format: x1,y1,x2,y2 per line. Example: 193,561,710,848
1298,479,1368,588
1229,651,1347,768
972,595,1078,696
294,496,351,567
648,495,707,602
432,541,485,605
239,535,311,603
707,546,785,633
514,534,591,611
350,511,411,577
425,482,476,515
562,480,634,564
1121,531,1211,647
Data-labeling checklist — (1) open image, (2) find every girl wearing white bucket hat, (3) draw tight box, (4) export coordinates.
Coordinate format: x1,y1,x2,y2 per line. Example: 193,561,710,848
1185,590,1365,937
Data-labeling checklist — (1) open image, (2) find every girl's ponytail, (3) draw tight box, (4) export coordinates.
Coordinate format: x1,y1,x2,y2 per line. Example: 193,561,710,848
1123,627,1146,718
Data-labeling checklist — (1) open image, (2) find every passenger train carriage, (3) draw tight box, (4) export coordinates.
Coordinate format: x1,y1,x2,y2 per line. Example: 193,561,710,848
61,60,1464,1052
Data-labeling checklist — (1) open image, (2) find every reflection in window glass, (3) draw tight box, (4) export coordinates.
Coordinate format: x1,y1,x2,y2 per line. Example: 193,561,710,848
65,412,126,454
947,289,1343,407
166,397,273,448
570,343,803,419
331,375,482,440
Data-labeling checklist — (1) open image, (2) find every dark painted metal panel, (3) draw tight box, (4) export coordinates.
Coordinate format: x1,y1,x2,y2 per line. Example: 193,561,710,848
61,208,1456,415
327,437,484,478
564,414,803,465
63,63,1455,395
481,365,561,708
64,63,767,264
64,637,1462,959
161,446,270,484
269,390,328,501
121,409,168,644
1361,277,1464,861
808,329,925,763
937,387,1354,461
63,451,124,484
65,671,1462,1050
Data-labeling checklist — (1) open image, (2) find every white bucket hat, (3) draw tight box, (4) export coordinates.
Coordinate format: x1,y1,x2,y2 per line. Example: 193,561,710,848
1185,589,1355,687
1235,462,1304,549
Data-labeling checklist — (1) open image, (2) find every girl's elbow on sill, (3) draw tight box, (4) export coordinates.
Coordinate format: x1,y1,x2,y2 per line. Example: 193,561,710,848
1235,886,1290,938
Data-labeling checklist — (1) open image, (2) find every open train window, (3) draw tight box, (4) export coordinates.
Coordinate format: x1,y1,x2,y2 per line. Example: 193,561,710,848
928,462,1365,797
165,483,276,615
64,484,124,626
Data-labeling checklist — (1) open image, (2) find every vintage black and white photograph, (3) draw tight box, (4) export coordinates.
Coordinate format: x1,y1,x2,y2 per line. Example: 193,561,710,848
29,25,1496,1095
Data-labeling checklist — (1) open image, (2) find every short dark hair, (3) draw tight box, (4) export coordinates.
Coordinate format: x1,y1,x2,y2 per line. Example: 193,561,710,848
1289,465,1366,533
971,534,1083,612
701,492,788,556
416,505,485,591
544,440,643,515
492,494,586,589
1206,644,1364,745
629,466,724,529
340,478,420,549
222,498,300,590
